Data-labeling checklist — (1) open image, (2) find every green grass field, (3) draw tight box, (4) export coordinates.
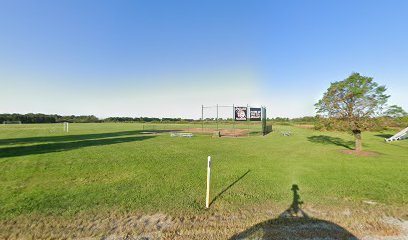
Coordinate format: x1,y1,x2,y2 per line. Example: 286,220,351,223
1,123,408,238
1,123,407,217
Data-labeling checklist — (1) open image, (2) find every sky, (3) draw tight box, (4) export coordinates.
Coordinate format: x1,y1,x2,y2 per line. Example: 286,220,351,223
1,0,407,119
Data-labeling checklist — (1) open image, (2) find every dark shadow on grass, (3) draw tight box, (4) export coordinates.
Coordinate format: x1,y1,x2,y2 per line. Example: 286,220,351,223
308,135,355,150
210,170,250,206
0,131,141,146
375,134,394,139
230,184,359,240
0,135,155,158
279,184,309,218
0,130,175,146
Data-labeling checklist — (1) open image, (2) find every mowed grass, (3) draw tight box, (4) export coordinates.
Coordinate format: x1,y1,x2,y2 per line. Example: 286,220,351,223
0,123,407,220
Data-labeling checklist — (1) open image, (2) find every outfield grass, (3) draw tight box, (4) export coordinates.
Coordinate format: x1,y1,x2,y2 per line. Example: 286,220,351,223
0,123,407,220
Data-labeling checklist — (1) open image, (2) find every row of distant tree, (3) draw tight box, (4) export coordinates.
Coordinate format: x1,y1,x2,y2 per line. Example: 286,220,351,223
0,114,100,123
1,106,406,127
103,117,195,123
0,114,195,124
0,113,322,124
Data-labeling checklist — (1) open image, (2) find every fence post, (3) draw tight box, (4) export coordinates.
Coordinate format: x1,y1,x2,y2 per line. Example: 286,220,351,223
247,104,250,137
262,107,267,135
232,104,235,137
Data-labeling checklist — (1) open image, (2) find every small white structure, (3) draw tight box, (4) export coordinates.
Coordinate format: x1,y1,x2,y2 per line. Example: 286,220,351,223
385,127,408,142
63,122,69,133
3,121,22,124
170,132,193,137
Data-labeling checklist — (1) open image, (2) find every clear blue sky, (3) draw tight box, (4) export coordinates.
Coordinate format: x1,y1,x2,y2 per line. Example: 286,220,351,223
1,0,407,118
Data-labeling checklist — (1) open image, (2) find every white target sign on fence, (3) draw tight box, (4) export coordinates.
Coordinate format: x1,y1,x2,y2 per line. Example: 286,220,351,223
234,107,247,121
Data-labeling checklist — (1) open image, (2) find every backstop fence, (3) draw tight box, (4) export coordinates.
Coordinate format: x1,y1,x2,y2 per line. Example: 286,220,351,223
201,104,270,137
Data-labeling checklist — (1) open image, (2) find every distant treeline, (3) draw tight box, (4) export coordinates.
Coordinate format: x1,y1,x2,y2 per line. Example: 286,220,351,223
0,113,194,124
0,113,342,124
104,117,194,123
0,113,100,123
269,116,316,123
270,115,408,130
2,114,406,130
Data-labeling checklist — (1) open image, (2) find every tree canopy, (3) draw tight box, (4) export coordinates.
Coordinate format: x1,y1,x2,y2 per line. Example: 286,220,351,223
315,73,390,151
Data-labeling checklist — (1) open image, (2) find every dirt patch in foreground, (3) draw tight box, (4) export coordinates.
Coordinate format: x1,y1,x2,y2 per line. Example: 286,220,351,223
1,205,407,240
340,150,382,157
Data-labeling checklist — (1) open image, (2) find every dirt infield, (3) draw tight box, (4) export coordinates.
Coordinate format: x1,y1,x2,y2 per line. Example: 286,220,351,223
184,128,250,137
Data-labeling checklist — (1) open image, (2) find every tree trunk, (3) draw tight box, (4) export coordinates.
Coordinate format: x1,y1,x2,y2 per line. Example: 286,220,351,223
353,129,362,151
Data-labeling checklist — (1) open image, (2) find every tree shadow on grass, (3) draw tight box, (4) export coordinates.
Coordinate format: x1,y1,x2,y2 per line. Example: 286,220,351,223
307,135,355,150
230,184,359,240
210,170,251,207
375,134,394,139
0,135,155,159
0,130,175,146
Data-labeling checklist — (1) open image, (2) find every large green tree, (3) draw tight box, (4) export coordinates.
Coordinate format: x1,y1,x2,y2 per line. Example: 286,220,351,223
315,73,389,151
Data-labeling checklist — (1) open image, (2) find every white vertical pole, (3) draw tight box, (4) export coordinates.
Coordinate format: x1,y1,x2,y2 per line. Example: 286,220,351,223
206,156,211,209
63,122,69,133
